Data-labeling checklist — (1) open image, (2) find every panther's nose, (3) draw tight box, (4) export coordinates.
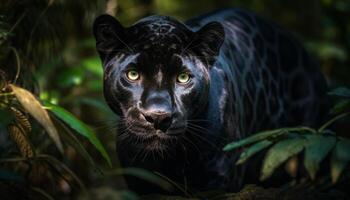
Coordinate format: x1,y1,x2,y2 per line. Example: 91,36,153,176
142,111,172,132
140,89,173,132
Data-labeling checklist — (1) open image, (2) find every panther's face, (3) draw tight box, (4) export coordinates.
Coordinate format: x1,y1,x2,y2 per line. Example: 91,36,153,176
93,15,224,150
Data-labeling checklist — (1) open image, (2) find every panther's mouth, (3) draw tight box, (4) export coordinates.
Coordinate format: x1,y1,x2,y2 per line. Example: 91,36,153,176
118,121,186,151
122,129,175,151
128,125,186,139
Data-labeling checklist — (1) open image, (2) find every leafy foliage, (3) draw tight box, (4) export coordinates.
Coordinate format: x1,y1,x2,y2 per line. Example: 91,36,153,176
225,124,350,183
330,139,350,183
224,86,350,184
0,79,111,195
261,137,308,181
236,140,272,165
44,102,111,166
10,84,63,152
304,135,336,179
329,87,350,114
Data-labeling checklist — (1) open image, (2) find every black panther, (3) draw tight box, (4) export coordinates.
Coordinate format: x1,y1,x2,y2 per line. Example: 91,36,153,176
93,8,328,193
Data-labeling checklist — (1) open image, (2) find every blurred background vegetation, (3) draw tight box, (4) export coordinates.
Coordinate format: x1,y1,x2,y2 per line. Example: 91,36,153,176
0,0,349,199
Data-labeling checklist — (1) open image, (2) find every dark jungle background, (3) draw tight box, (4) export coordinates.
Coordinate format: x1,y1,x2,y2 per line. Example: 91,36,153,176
0,0,349,199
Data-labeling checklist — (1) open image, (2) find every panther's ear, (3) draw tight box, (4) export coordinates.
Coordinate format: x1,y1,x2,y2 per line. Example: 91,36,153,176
93,14,126,62
190,22,225,65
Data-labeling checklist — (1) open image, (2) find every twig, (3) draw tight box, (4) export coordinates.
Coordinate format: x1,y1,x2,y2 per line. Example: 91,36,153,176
9,47,21,84
318,112,349,133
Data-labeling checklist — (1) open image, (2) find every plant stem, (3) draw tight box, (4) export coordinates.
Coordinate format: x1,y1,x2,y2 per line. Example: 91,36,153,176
0,92,14,96
318,112,349,133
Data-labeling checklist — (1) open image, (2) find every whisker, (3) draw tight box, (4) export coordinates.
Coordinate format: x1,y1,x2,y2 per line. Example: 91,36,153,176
186,127,221,151
186,119,210,122
131,145,144,165
186,122,228,141
181,135,201,155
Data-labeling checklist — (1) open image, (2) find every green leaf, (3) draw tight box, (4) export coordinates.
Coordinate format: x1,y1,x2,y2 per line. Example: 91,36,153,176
236,140,272,165
223,127,313,151
79,39,96,49
0,107,15,125
306,41,347,61
57,68,84,88
328,87,350,98
53,116,98,170
304,135,336,179
77,98,113,114
82,57,103,77
260,138,308,181
224,129,283,151
87,79,103,92
331,139,350,183
43,102,112,166
331,99,350,114
10,84,63,153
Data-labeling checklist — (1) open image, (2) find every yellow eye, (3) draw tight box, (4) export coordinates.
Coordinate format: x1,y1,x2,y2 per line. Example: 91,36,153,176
126,70,140,81
176,72,191,84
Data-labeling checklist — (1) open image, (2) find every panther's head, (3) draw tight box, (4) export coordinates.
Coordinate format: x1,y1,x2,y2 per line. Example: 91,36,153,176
93,14,224,150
